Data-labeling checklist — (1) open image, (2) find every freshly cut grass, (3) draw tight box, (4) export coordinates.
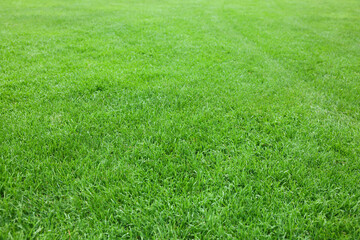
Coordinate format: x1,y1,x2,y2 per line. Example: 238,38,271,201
1,0,360,238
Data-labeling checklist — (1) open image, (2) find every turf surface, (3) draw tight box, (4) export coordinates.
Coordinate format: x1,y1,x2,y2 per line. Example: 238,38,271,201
1,0,360,238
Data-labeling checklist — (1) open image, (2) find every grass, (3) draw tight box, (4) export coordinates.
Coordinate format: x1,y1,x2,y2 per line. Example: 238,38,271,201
1,0,360,238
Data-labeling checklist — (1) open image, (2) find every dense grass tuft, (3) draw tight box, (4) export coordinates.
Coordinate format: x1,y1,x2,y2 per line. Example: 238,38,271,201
1,0,360,238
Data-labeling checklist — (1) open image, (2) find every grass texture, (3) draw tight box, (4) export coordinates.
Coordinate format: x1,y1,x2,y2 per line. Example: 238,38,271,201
1,0,360,238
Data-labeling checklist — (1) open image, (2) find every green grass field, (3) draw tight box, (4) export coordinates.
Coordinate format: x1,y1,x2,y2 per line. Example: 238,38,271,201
1,0,360,238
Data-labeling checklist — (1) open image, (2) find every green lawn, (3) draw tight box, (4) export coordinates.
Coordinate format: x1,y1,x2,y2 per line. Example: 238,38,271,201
1,0,360,238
